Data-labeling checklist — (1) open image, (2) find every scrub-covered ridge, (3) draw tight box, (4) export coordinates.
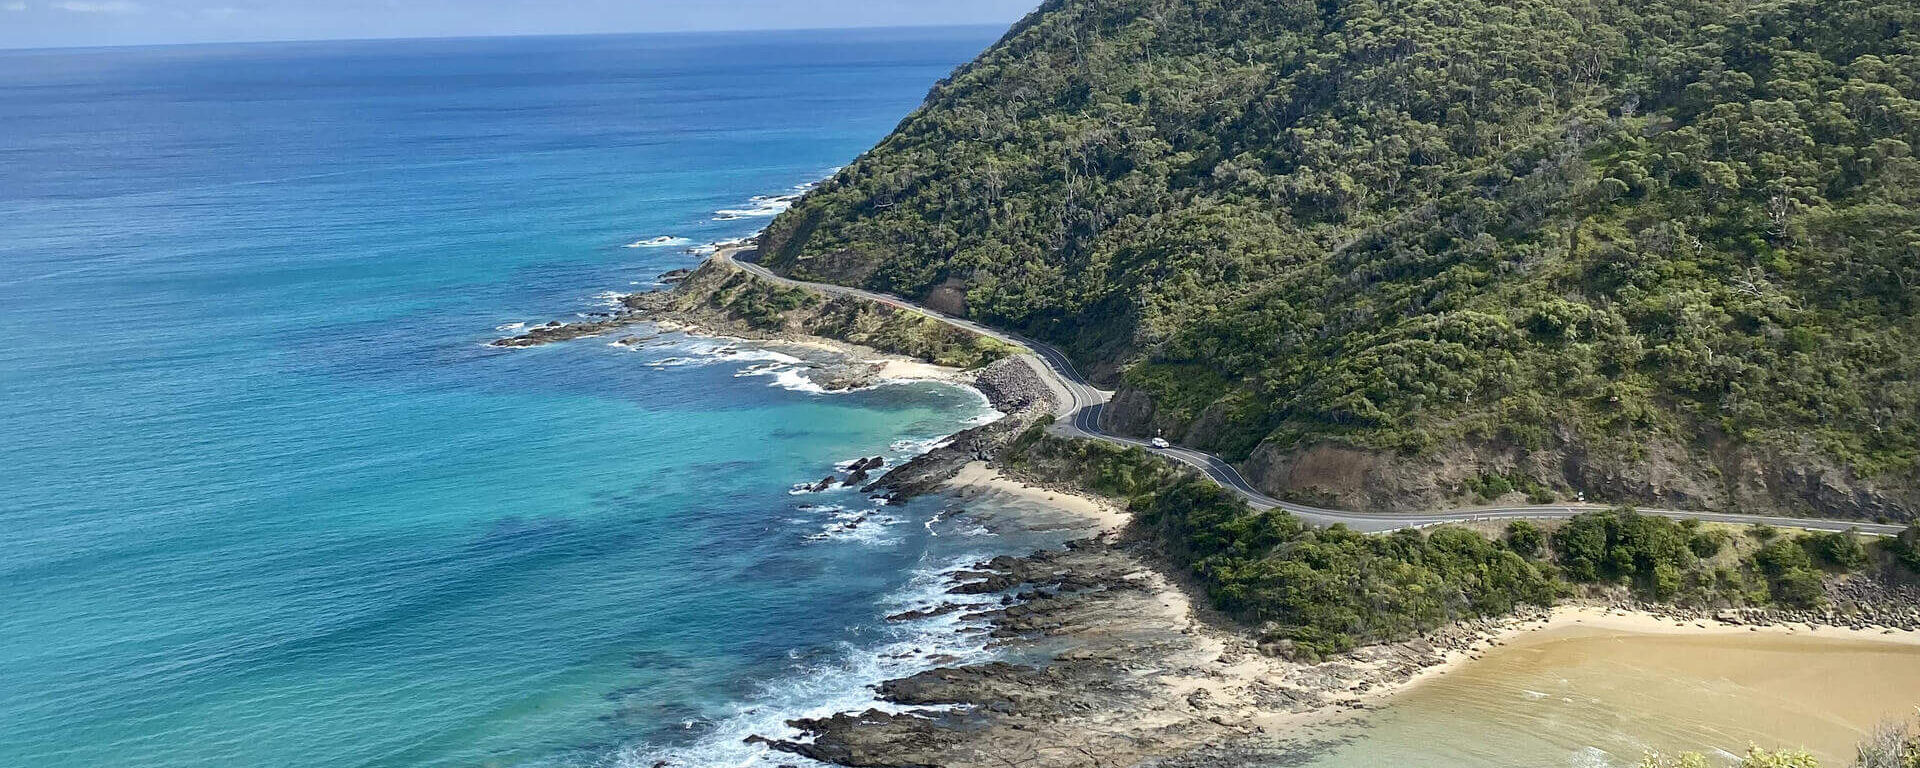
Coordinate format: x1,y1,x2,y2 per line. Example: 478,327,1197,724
760,0,1920,520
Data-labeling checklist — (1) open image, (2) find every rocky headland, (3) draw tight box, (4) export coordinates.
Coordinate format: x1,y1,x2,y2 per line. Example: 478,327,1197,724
861,356,1058,502
738,523,1920,768
501,253,1920,768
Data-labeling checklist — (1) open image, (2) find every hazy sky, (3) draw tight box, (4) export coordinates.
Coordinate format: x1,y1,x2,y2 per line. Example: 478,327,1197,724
0,0,1041,50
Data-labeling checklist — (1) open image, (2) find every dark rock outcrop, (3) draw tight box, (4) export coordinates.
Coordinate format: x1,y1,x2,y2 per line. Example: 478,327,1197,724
491,318,631,347
865,358,1057,502
754,709,966,768
877,663,1047,712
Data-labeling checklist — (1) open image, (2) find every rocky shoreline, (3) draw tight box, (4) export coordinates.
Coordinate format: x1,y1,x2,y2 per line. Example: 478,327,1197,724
499,255,1920,768
861,356,1057,502
741,532,1575,768
489,258,1026,403
1610,576,1920,634
738,523,1920,768
742,366,1920,768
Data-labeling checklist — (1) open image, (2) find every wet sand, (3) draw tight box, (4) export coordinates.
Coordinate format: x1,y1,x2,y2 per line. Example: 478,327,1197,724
621,283,1920,768
946,462,1132,532
1303,618,1920,767
924,466,1920,768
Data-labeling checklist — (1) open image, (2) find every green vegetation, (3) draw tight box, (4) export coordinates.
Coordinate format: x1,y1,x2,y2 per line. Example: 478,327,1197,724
677,265,1016,368
1001,424,1188,497
1465,471,1556,503
1552,511,1700,599
1005,429,1556,658
1888,524,1920,572
1551,510,1885,608
1803,529,1873,570
699,267,819,330
1641,747,1821,768
1644,715,1920,767
1856,717,1920,768
803,296,1017,368
763,0,1920,514
1504,520,1546,558
1750,537,1828,608
1007,432,1899,657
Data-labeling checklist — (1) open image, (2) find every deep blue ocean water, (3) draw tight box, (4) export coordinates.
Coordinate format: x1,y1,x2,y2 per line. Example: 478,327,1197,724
0,28,1035,768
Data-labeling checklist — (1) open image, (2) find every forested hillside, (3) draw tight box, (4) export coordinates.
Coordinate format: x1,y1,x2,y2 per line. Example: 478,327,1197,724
760,0,1920,519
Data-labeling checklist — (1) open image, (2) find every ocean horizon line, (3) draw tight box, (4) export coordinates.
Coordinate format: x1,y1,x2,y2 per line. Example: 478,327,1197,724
0,22,1013,55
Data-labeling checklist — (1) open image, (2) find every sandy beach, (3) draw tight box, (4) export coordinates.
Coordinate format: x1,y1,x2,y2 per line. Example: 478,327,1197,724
946,461,1133,532
1337,611,1920,766
776,459,1919,768
606,269,1920,768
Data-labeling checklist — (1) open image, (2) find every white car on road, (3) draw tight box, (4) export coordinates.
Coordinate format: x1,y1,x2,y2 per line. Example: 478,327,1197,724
1149,437,1170,449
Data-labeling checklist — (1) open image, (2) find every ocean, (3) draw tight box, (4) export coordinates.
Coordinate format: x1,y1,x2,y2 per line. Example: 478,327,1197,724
0,28,1039,768
11,23,1920,768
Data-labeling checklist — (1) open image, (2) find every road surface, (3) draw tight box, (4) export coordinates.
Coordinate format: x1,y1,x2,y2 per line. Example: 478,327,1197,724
716,247,1906,536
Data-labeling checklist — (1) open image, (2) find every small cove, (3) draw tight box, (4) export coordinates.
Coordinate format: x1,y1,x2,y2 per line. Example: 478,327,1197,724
1299,619,1920,767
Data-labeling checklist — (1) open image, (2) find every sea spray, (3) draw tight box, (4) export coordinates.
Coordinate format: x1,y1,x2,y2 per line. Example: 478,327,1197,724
609,554,1013,768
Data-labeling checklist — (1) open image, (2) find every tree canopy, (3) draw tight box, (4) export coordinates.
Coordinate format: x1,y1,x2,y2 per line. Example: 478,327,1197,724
763,0,1920,513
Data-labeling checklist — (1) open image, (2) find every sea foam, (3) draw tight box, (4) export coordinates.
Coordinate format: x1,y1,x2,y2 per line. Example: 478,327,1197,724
590,290,630,311
728,361,827,394
610,556,1006,768
625,235,695,249
713,193,800,221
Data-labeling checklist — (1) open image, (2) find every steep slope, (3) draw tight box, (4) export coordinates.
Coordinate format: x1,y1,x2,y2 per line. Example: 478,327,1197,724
759,0,1920,519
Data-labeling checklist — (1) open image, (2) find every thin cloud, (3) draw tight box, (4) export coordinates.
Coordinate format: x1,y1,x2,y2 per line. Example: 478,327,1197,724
53,0,141,12
4,2,28,10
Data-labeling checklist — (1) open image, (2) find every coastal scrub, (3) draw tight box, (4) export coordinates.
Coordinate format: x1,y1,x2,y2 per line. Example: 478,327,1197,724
1004,428,1912,659
760,0,1920,520
630,261,1019,369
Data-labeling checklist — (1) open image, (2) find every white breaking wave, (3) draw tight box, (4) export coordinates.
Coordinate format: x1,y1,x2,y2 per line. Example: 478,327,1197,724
590,291,630,311
638,334,806,368
803,506,904,546
713,193,800,221
961,409,1001,427
715,348,806,365
796,168,842,191
788,480,844,496
703,170,836,225
763,367,829,395
734,363,959,397
632,334,936,401
888,436,950,455
610,556,1005,768
687,236,754,257
625,235,695,249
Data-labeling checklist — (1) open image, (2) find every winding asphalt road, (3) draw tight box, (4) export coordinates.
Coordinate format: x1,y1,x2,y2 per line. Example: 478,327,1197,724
716,247,1905,536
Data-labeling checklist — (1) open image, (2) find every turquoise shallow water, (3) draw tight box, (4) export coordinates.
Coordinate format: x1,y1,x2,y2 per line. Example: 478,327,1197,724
0,29,1025,768
11,25,1909,768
